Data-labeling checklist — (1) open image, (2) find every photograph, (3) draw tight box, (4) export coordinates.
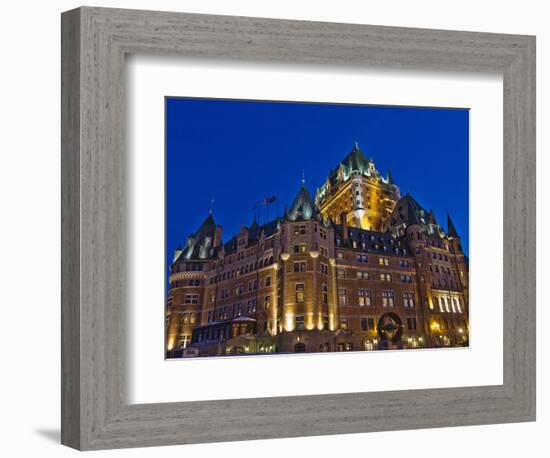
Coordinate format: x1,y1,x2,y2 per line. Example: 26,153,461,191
165,98,470,358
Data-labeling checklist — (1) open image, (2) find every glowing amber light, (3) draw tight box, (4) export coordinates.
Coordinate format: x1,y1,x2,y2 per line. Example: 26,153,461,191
430,321,440,332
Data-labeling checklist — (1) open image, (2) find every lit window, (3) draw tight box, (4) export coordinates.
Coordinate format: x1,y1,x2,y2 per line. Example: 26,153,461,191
338,288,348,306
296,315,305,331
455,297,462,313
382,290,395,307
406,317,417,331
177,334,191,349
295,284,305,303
403,292,415,307
184,294,199,304
358,289,372,306
293,244,308,253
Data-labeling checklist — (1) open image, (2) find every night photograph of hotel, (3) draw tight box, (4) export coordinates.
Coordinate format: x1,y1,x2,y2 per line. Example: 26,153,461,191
165,98,469,358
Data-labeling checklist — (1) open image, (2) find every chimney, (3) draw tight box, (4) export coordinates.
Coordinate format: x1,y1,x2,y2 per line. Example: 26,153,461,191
340,213,348,244
214,225,223,247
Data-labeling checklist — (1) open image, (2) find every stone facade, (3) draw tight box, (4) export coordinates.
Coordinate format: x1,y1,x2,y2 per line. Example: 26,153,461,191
166,144,469,358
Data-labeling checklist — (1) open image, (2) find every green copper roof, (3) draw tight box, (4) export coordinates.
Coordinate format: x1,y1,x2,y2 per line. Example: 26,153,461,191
288,183,317,221
179,213,218,260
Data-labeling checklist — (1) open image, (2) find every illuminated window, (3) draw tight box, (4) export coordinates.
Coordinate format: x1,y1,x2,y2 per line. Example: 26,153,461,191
406,317,417,331
338,288,348,306
455,297,463,313
293,225,307,235
293,244,307,253
247,299,257,314
264,295,271,309
296,315,305,331
337,268,346,279
358,289,372,307
295,283,305,303
379,257,390,266
322,284,328,304
380,273,392,282
184,294,199,304
177,334,191,349
340,319,349,330
382,290,395,307
403,292,415,307
357,271,369,280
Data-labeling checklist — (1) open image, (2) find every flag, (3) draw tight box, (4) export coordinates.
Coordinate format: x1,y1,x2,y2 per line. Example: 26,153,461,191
262,195,277,205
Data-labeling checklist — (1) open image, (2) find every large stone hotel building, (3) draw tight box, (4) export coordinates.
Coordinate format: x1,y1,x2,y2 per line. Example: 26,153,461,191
166,143,469,358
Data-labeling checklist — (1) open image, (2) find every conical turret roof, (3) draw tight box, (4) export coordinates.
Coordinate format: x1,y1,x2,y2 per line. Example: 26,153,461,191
179,213,218,260
288,183,317,221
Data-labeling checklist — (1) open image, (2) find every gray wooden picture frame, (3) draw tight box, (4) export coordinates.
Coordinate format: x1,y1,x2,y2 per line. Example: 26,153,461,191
61,6,536,451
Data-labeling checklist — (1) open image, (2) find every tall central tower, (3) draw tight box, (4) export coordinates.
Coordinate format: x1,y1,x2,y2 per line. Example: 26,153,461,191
315,143,400,230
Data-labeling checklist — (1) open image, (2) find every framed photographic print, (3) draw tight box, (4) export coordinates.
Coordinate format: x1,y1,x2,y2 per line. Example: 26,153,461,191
61,6,536,450
164,98,470,358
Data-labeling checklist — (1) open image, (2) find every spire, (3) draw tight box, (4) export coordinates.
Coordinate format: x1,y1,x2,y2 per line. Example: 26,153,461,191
447,213,459,238
209,197,215,215
250,214,259,231
427,209,436,225
386,168,394,185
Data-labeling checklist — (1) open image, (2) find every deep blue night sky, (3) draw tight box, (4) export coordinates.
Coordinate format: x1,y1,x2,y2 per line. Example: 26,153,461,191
166,97,469,280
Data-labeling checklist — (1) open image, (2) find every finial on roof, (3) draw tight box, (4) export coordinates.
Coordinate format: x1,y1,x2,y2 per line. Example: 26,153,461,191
209,197,214,215
386,168,394,185
354,141,360,150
